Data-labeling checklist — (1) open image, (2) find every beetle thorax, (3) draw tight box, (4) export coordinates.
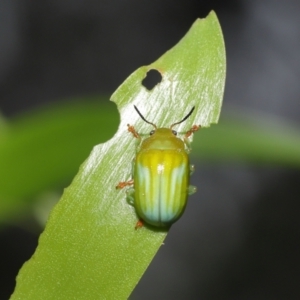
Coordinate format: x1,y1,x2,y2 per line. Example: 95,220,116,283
141,128,185,150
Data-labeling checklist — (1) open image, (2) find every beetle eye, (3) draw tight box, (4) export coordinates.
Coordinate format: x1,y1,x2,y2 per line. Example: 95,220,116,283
150,130,155,136
172,130,177,136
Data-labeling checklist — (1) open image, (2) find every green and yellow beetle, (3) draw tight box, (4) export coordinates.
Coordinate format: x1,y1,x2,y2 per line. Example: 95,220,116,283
117,106,200,228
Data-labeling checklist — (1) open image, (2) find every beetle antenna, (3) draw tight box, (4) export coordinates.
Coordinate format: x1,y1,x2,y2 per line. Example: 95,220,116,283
170,106,195,129
134,105,157,129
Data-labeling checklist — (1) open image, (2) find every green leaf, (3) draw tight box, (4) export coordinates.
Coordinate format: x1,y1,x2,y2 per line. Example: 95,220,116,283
11,11,225,300
0,100,118,221
195,111,300,166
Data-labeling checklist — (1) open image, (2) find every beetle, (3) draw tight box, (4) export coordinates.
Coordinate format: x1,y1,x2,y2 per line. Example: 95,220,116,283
116,105,200,228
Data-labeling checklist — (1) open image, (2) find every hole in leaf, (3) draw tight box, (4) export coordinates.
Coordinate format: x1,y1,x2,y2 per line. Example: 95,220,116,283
142,69,162,90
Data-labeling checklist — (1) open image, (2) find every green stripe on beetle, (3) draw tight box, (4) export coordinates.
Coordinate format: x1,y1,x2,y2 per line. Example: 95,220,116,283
116,106,199,229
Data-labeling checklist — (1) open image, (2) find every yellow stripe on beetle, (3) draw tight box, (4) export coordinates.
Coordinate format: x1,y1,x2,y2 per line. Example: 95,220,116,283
116,106,200,229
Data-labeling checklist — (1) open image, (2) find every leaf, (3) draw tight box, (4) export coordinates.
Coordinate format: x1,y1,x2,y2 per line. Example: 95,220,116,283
0,100,118,221
11,11,225,300
195,111,300,166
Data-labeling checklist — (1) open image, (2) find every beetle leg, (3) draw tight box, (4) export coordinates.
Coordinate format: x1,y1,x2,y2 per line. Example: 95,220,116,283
183,125,201,151
188,185,197,195
126,188,135,205
127,124,143,150
116,179,134,189
185,125,201,138
189,164,195,175
127,124,140,139
135,219,144,229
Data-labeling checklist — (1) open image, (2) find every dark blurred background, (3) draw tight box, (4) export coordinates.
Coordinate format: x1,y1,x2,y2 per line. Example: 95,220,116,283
1,0,300,299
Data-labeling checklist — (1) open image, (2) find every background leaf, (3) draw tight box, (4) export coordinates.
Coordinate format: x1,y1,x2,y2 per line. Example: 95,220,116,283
10,12,225,300
0,100,118,222
196,110,300,166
